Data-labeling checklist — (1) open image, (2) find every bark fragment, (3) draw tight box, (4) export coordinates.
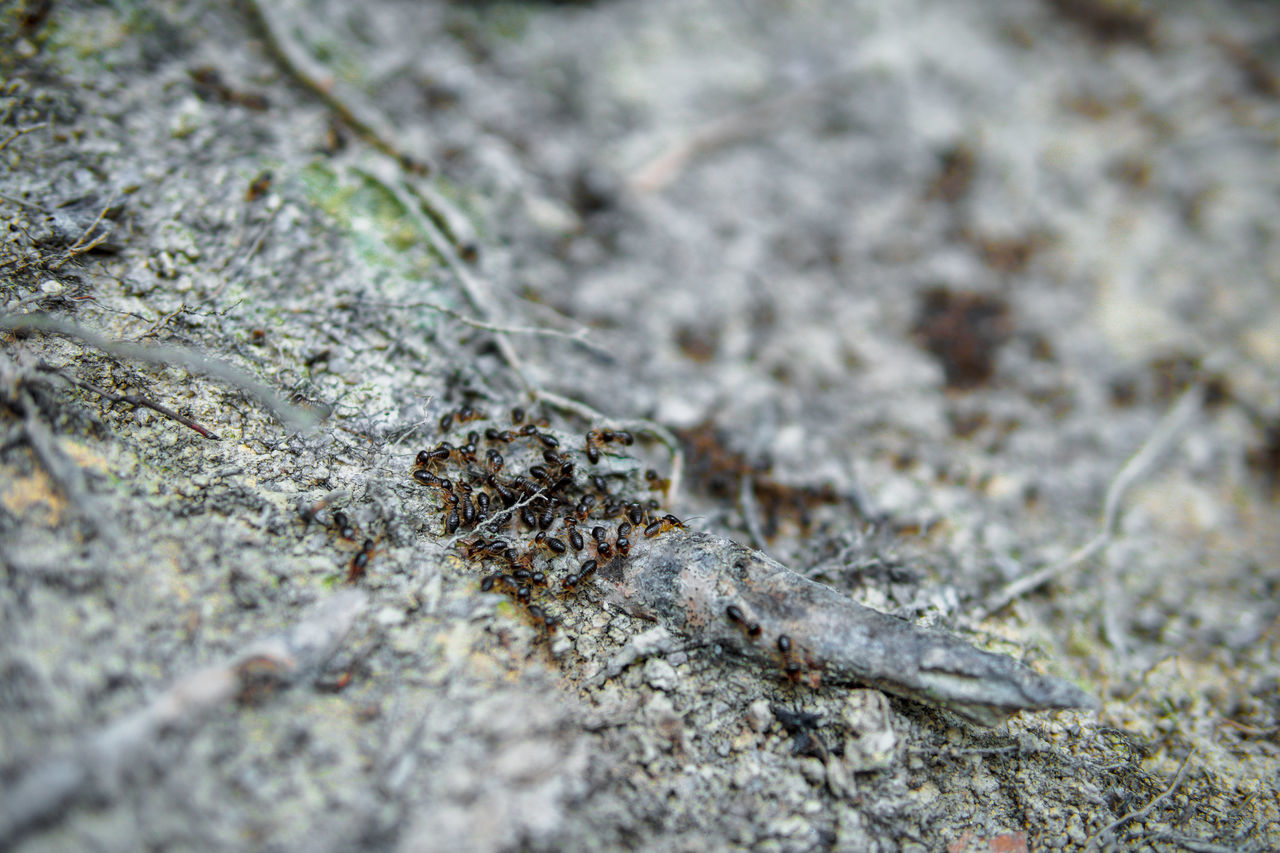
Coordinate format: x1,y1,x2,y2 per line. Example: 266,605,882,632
610,531,1097,727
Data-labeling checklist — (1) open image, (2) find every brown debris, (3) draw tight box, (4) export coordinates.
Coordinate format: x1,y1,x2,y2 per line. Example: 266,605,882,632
676,420,844,538
188,66,269,111
1046,0,1158,48
1247,421,1280,498
912,288,1013,390
1211,34,1280,100
963,230,1050,276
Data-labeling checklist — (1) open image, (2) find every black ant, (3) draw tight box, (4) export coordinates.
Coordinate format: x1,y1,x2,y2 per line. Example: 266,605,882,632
527,604,558,632
644,469,670,491
416,445,452,469
562,559,598,593
726,603,762,638
412,470,451,490
347,537,376,582
332,511,358,542
644,514,686,538
534,531,568,555
299,492,344,527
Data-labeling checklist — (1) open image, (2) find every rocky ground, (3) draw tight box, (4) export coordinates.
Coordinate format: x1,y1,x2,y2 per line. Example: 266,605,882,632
1,1,1278,850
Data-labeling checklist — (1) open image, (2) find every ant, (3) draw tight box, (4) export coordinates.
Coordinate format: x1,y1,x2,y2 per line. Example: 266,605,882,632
332,511,358,542
443,509,460,535
584,428,635,463
644,514,686,538
461,537,490,561
439,406,486,433
644,469,670,491
412,469,452,491
534,531,567,555
561,559,598,593
415,445,452,469
575,494,597,520
526,604,558,633
299,492,346,528
776,634,805,682
347,537,377,582
725,603,762,638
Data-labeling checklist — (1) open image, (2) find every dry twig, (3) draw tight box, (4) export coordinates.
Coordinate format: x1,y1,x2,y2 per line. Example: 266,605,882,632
36,362,220,440
47,192,116,269
12,384,112,542
740,473,770,554
628,70,853,193
0,312,317,431
242,0,429,173
0,121,47,154
0,590,368,846
617,530,1099,726
977,383,1205,620
358,298,609,355
1088,746,1198,849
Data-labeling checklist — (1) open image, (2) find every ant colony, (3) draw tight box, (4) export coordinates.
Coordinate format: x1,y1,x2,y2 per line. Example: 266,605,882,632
410,406,683,636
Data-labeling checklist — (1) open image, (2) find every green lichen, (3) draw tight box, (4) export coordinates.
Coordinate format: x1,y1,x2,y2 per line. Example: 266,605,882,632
302,162,426,264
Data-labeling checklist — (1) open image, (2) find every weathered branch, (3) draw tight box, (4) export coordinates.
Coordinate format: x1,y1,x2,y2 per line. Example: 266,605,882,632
613,530,1098,726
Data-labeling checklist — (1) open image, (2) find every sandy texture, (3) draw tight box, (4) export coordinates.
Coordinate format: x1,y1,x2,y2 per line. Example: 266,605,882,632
2,1,1278,850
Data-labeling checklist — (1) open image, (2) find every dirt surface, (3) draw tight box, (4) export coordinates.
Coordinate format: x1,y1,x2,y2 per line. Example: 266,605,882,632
2,1,1279,850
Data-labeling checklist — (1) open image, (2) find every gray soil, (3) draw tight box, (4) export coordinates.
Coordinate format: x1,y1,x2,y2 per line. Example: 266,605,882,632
2,1,1278,851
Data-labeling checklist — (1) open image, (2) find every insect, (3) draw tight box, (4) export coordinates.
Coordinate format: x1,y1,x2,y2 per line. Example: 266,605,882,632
416,445,452,469
644,514,686,538
347,538,376,582
527,604,558,632
726,603,762,637
332,511,358,542
644,469,670,491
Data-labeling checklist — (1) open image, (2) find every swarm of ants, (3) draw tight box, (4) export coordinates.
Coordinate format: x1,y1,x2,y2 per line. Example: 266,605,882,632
399,405,682,635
